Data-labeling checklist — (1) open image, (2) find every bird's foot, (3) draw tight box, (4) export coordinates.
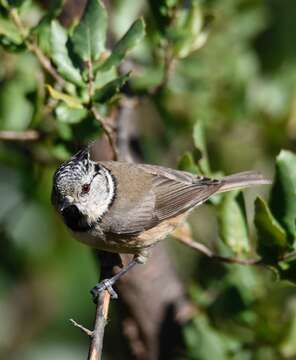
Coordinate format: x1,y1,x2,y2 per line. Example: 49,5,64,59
90,278,118,302
90,256,143,302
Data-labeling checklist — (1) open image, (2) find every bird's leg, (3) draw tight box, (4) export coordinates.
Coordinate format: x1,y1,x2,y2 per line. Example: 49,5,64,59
90,253,147,301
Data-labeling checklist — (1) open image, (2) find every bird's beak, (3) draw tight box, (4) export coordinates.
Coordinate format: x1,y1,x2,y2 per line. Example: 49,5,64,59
60,197,73,212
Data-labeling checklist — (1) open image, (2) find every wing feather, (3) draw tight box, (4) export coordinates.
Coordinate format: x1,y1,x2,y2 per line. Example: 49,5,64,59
101,162,223,235
151,174,222,221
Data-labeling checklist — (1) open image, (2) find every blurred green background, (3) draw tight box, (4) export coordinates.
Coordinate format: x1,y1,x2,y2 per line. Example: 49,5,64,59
1,0,296,359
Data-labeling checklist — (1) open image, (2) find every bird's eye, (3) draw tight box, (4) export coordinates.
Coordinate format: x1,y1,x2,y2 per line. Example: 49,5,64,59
81,183,90,194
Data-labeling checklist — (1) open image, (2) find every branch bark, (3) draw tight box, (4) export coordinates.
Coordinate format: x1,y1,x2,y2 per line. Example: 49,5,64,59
91,106,118,161
0,130,40,141
88,290,111,360
88,251,123,359
173,227,262,266
10,9,65,87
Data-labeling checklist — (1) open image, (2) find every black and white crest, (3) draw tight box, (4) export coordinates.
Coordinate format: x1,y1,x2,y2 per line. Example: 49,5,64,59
54,148,91,193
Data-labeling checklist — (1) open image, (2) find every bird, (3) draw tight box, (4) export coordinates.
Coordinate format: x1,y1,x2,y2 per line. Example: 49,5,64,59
51,146,270,299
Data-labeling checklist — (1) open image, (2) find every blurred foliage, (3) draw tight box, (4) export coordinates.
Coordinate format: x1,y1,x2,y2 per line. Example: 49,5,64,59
1,0,296,359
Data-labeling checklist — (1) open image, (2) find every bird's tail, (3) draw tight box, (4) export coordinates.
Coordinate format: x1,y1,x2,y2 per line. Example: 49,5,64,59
218,171,271,193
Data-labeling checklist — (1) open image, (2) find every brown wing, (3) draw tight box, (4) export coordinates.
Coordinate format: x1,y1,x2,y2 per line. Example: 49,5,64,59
139,164,223,222
100,162,223,235
99,161,156,235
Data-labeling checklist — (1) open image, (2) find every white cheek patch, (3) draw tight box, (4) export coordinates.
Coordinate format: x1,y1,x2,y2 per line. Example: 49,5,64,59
86,165,115,223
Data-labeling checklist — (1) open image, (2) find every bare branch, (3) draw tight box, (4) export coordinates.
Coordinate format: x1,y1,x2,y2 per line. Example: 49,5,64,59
173,230,261,266
281,251,296,262
0,130,40,141
88,290,111,360
9,9,65,87
91,106,118,160
70,318,93,337
149,43,176,95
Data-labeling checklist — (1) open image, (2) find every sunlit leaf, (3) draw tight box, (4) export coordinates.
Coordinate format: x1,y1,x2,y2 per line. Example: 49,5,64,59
270,150,296,243
55,102,87,124
33,0,64,55
193,120,210,174
173,3,205,58
46,85,83,109
71,0,107,61
255,196,288,262
50,21,84,86
94,67,116,89
0,17,22,44
98,18,145,72
93,73,129,103
218,191,250,255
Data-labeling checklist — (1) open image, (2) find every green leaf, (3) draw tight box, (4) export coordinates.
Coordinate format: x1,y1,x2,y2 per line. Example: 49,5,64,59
0,79,33,130
255,196,288,262
279,259,296,285
148,0,175,35
56,121,73,140
46,85,83,109
280,294,296,356
50,143,71,160
270,150,296,243
97,18,145,72
55,103,87,124
94,66,116,89
184,315,233,360
50,21,84,86
32,0,64,55
218,191,250,255
193,120,210,174
173,3,209,59
0,17,22,44
177,152,199,174
71,0,107,61
93,73,130,103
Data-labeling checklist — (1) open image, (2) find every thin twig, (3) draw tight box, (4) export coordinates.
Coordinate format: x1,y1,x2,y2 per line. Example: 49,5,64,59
9,9,65,87
70,318,93,337
91,106,118,160
150,47,176,95
281,251,296,262
88,290,111,360
0,130,40,141
174,234,262,266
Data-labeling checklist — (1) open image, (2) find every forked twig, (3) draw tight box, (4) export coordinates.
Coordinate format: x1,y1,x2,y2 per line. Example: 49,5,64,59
70,290,111,360
70,318,93,337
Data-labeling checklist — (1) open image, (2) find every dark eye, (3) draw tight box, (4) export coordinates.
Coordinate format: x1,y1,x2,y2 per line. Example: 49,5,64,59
81,183,90,194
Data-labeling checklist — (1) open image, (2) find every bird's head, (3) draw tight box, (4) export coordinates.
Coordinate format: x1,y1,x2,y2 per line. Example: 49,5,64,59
51,147,115,231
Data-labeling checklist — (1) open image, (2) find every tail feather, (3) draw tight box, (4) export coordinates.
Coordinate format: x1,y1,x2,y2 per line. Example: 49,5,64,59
218,171,271,193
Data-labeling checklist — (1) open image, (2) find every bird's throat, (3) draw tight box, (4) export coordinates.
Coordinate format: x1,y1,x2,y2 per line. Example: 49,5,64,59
61,205,91,232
